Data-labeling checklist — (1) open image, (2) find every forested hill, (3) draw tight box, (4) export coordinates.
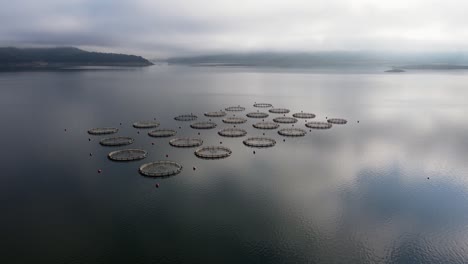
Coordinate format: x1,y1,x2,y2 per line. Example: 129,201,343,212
0,47,153,68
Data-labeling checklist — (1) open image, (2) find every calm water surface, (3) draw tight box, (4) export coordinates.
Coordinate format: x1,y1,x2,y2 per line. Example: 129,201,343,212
2,65,468,263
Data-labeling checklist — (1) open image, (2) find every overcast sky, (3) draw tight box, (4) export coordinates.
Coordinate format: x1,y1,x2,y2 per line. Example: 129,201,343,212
1,0,468,57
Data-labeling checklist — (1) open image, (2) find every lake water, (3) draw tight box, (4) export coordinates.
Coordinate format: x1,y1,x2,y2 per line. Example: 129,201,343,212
2,65,468,263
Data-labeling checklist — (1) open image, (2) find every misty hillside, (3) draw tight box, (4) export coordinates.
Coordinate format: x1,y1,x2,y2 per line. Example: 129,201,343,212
0,47,153,67
166,52,468,69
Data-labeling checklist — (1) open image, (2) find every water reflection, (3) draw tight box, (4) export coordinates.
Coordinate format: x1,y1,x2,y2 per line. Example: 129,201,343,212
1,66,468,263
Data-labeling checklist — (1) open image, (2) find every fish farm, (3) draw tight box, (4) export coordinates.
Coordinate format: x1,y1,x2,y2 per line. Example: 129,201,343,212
222,117,248,124
278,128,307,137
108,149,148,161
139,161,183,177
218,128,248,137
148,129,177,137
204,111,227,117
174,114,198,121
253,103,273,108
195,146,232,159
306,121,333,129
99,136,134,146
169,138,204,148
190,121,217,129
133,121,160,129
253,121,280,129
292,112,316,119
246,112,269,118
327,118,348,124
88,127,118,135
225,106,246,112
269,108,290,114
273,116,298,124
243,137,277,148
87,103,348,179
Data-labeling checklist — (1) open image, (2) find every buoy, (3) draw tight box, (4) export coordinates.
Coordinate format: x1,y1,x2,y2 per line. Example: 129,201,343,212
198,132,200,135
357,120,360,123
220,141,223,144
151,142,155,145
193,167,196,170
89,153,92,156
88,138,91,141
253,151,256,154
64,129,67,132
98,169,102,173
165,154,169,158
155,183,160,188
179,126,181,129
120,122,122,125
154,118,156,120
234,125,236,128
427,177,430,180
283,139,285,142
137,131,140,134
263,133,265,135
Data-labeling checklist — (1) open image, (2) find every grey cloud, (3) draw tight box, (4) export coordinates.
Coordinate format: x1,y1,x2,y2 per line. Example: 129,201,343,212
1,0,468,57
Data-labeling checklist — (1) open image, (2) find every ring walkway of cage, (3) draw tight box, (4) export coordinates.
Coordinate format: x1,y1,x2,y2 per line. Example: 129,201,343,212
108,149,147,161
139,161,183,177
195,146,232,159
100,136,134,146
169,137,203,148
88,127,118,135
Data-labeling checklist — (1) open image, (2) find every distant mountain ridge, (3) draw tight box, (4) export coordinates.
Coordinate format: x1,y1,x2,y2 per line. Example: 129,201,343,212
0,47,153,69
165,52,468,70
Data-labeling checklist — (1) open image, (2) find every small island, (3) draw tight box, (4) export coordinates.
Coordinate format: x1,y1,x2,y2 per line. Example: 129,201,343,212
385,67,405,73
0,47,153,70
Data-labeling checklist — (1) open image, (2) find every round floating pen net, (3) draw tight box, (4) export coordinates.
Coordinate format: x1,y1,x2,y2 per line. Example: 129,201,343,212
306,121,332,129
222,117,247,124
243,137,276,148
204,111,227,117
139,161,183,177
99,136,134,146
246,112,269,118
253,122,280,129
148,129,177,137
174,114,198,121
225,106,246,112
327,118,348,124
273,117,298,124
218,128,247,137
292,113,316,119
253,103,273,108
133,121,160,129
169,137,203,148
278,128,307,137
88,127,118,135
108,149,147,161
190,121,217,129
269,108,290,114
195,146,232,159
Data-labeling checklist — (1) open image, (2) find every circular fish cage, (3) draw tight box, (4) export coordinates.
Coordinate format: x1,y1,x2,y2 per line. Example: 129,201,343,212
204,111,227,117
273,117,298,124
218,128,247,137
222,117,247,124
195,146,232,159
169,137,203,148
327,118,348,124
99,136,134,146
108,149,147,161
148,129,177,137
139,161,183,177
253,122,280,129
246,112,269,118
243,137,276,148
278,128,307,137
253,103,273,108
269,108,290,114
225,106,246,112
306,121,332,129
190,121,217,129
88,127,118,135
292,112,316,119
174,114,198,121
133,121,160,129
